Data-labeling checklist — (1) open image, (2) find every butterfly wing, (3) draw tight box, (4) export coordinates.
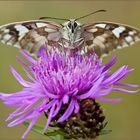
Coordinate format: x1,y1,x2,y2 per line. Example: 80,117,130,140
0,20,62,54
83,22,140,57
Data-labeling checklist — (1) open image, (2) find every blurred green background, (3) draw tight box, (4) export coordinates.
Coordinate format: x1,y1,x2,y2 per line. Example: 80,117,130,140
0,1,140,140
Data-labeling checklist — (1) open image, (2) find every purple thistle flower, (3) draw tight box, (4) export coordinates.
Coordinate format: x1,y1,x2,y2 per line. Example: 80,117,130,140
0,47,138,138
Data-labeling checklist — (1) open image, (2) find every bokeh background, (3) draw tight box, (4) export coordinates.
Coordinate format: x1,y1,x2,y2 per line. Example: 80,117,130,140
0,0,140,140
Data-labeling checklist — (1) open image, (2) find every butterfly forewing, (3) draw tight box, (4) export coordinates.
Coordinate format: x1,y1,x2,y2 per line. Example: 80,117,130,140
0,20,62,54
0,19,140,57
83,22,140,57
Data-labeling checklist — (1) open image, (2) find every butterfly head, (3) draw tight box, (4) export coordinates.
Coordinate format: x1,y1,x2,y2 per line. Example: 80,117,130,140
61,19,82,48
63,19,81,33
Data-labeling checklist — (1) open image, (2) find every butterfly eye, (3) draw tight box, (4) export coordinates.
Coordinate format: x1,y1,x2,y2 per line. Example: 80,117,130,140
67,22,71,28
73,22,77,28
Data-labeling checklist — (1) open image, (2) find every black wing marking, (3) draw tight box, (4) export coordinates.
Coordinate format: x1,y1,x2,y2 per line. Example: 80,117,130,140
83,22,140,57
0,20,62,54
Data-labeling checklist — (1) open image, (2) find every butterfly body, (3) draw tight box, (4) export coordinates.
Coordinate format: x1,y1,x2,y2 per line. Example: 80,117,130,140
0,19,140,57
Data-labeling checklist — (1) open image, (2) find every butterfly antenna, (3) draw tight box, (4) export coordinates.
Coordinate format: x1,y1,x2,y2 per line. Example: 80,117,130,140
75,9,107,21
39,16,69,21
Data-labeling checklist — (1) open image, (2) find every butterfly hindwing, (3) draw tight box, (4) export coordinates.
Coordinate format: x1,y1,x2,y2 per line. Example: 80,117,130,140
0,20,62,54
0,20,140,57
83,22,140,57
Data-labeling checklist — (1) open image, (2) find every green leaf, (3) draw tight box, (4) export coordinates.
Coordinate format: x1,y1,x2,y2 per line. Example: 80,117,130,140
23,121,70,140
23,121,111,139
23,121,44,135
99,129,112,135
46,128,71,139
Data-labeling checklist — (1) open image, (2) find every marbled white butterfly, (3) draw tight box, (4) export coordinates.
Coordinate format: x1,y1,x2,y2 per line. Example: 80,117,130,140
0,10,140,57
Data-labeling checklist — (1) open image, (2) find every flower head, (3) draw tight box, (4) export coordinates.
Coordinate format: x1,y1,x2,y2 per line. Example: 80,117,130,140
0,47,138,138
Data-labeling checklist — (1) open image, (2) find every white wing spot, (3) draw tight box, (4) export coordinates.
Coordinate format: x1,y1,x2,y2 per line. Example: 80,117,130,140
117,45,122,49
130,41,134,45
3,34,12,41
95,35,106,42
15,25,29,36
95,24,106,28
14,25,29,40
125,36,133,43
112,26,126,38
135,36,140,41
36,23,47,27
14,43,20,48
1,28,6,32
45,28,56,32
101,53,108,57
88,28,98,33
122,43,128,48
93,37,105,49
4,29,10,33
7,42,12,45
1,40,6,43
129,31,135,36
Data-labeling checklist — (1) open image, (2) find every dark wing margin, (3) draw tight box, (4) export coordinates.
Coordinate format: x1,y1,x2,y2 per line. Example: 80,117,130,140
83,21,140,57
0,20,62,54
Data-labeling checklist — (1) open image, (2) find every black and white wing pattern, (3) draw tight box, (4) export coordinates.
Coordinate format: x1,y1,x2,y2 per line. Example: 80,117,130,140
0,20,62,54
83,22,140,57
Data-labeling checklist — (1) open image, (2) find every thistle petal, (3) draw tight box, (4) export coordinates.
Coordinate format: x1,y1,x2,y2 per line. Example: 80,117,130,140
0,47,137,138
